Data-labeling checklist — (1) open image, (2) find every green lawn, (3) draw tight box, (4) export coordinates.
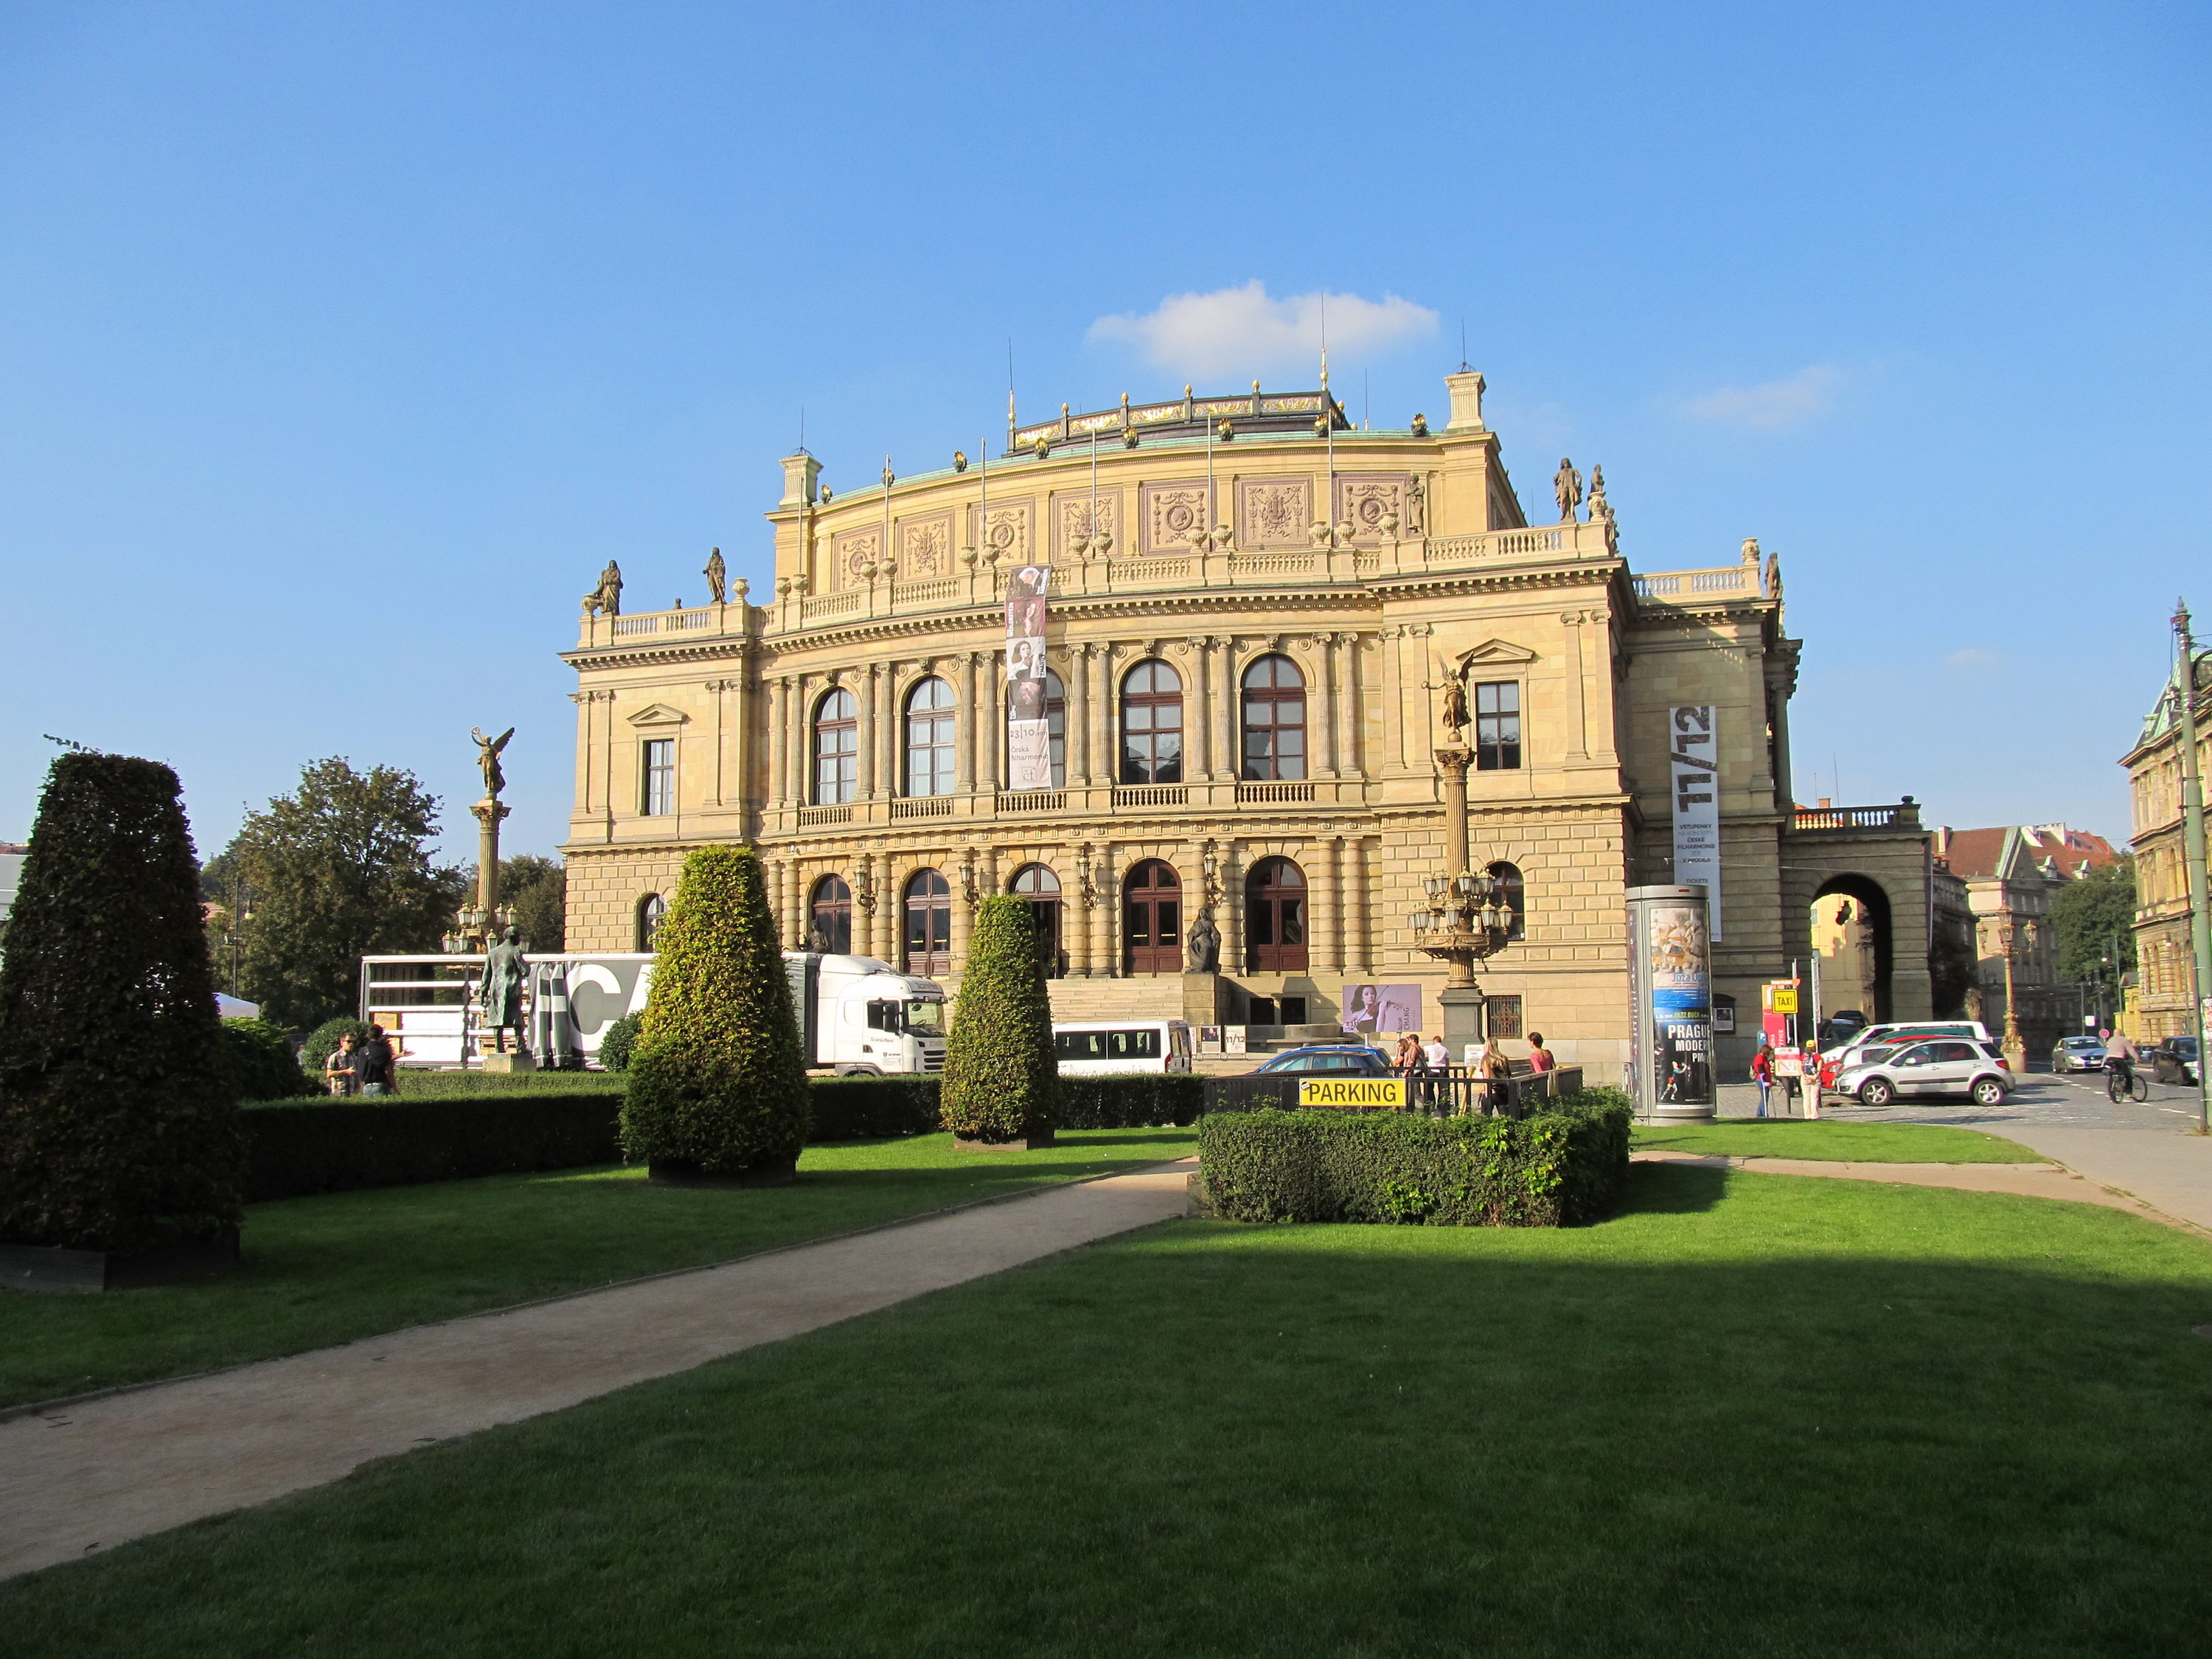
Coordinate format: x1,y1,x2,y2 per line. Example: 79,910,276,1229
10,1166,2212,1655
0,1128,1193,1410
1636,1117,2045,1163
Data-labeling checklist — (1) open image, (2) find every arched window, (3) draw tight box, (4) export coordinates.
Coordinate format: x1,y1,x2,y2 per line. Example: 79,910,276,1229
1240,655,1307,781
1006,669,1067,790
905,676,956,797
1119,661,1183,785
636,894,667,951
1245,857,1308,971
903,869,951,975
1009,863,1063,977
808,875,852,955
1487,861,1525,941
813,688,858,804
1122,859,1181,975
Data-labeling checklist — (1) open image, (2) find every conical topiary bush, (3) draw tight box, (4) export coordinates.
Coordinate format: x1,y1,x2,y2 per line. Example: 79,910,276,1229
0,753,246,1260
942,895,1058,1149
619,845,810,1184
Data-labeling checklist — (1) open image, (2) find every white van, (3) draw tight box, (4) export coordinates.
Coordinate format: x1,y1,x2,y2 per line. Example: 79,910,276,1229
1053,1020,1194,1077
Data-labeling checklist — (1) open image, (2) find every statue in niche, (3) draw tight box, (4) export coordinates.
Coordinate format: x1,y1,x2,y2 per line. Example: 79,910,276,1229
703,548,726,605
1186,908,1221,974
582,560,624,617
1554,458,1583,524
471,726,514,799
479,925,529,1055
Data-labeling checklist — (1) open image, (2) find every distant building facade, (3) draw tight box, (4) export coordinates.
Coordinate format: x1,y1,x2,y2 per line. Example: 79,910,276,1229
1928,823,2121,1050
558,372,1931,1083
2124,648,2211,1041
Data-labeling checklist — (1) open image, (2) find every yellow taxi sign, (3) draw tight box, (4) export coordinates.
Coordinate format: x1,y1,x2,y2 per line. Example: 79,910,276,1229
1297,1076,1409,1109
1767,987,1799,1014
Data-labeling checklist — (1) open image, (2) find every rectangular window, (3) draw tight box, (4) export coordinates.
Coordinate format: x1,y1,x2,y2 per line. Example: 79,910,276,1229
1475,682,1521,771
641,739,675,815
1486,995,1524,1040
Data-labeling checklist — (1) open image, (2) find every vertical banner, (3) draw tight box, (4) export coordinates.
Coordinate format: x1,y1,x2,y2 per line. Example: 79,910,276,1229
1627,886,1715,1119
1005,564,1052,790
1669,704,1721,939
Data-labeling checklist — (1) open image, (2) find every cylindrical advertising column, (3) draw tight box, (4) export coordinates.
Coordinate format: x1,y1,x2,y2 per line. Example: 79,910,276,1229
1627,885,1716,1121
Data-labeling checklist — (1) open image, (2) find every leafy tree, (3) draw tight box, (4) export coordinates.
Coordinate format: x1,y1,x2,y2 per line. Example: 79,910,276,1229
0,753,246,1251
941,895,1059,1145
501,854,566,952
599,1012,642,1073
2051,858,2137,988
223,1016,316,1101
619,846,809,1176
223,759,467,1029
1928,921,1976,1020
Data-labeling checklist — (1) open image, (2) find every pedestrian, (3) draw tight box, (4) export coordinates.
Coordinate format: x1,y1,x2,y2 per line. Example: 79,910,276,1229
351,1023,397,1098
324,1030,359,1096
1526,1032,1555,1073
1750,1038,1775,1118
1394,1032,1421,1074
1481,1042,1512,1116
1422,1032,1450,1109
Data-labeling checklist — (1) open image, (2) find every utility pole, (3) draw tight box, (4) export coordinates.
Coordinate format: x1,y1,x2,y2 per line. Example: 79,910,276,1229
2171,601,2212,1134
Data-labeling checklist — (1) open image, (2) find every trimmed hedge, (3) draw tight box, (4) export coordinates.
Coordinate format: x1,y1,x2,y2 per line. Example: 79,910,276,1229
598,1014,641,1074
808,1074,943,1141
244,1092,625,1201
1197,1091,1632,1228
1060,1074,1203,1130
941,896,1058,1143
223,1017,318,1101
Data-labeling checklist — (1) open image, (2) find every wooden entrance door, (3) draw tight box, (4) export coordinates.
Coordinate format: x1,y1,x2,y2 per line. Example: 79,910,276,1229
903,869,951,976
1122,860,1181,975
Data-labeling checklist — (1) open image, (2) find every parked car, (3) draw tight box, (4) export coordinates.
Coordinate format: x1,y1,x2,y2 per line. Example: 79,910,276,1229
1817,1011,1869,1048
2052,1035,2109,1074
1836,1039,2013,1107
2154,1037,2200,1085
1248,1044,1397,1077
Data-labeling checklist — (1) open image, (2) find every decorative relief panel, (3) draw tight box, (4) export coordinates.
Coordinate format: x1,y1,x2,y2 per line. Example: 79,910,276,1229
834,529,883,590
897,513,953,577
1140,479,1215,554
1235,476,1313,550
1051,489,1122,562
1332,473,1422,543
964,498,1033,565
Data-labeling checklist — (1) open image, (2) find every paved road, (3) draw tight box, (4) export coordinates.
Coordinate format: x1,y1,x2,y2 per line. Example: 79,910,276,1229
0,1161,1195,1582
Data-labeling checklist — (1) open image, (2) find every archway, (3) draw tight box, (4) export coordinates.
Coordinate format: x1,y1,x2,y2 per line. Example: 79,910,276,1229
1122,860,1182,975
1009,863,1064,978
1811,874,1893,1026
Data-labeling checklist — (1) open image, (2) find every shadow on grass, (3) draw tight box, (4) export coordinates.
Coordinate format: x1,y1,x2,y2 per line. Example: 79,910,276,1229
9,1177,2212,1657
1613,1160,1727,1215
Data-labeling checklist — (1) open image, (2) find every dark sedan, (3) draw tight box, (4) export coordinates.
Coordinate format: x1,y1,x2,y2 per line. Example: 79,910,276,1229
2154,1037,2200,1085
1249,1044,1397,1077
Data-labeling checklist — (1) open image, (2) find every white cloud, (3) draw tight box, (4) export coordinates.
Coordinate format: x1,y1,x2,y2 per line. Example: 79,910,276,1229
1088,282,1438,380
1680,364,1843,429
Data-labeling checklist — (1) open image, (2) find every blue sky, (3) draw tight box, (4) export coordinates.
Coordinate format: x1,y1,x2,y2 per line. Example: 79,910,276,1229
1,1,2205,863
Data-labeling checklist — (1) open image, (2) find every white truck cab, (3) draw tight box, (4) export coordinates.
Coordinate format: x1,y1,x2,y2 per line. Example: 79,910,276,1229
785,952,947,1076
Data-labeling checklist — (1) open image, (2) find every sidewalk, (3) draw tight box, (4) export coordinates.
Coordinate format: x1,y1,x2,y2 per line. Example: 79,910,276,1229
1972,1124,2212,1233
1632,1149,2187,1225
0,1160,1194,1582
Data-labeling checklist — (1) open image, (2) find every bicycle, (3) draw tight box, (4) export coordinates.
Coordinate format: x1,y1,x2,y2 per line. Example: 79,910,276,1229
2106,1060,2149,1104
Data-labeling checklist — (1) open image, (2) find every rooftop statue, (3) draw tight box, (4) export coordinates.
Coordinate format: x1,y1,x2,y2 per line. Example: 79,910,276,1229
1554,458,1583,524
582,560,623,618
471,726,514,799
703,547,726,605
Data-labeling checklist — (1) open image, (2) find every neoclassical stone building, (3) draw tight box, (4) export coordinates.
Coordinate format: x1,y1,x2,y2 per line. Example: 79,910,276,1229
560,372,1929,1082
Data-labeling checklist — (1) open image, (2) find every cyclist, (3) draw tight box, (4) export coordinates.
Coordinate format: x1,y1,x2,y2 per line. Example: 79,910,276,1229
2105,1029,2140,1099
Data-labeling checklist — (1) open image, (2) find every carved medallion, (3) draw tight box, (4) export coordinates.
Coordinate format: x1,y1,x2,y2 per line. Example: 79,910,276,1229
1141,481,1214,554
1235,477,1313,549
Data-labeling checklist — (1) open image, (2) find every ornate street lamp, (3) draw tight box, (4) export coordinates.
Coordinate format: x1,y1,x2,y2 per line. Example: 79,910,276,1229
1412,866,1516,988
1997,917,2036,1071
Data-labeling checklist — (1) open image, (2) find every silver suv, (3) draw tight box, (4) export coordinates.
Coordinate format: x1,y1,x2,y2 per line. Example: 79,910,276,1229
1837,1038,2014,1107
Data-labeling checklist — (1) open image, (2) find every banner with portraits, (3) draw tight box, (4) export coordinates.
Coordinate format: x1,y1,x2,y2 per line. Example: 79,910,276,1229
1006,564,1052,791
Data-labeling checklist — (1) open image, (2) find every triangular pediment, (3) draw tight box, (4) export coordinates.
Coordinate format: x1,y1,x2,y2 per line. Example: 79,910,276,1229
1455,639,1540,668
626,702,690,728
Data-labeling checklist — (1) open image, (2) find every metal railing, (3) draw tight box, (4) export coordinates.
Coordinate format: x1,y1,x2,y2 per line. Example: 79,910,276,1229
1203,1065,1585,1121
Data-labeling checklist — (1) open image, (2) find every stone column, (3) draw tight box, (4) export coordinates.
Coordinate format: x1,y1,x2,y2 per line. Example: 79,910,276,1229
985,653,1004,794
1185,637,1211,780
1314,835,1342,978
570,691,594,818
1093,844,1117,975
1067,845,1094,975
1318,634,1340,779
858,667,879,801
1217,636,1242,783
957,653,978,794
1066,643,1091,785
1223,843,1247,973
1562,612,1590,759
1090,644,1115,788
950,846,975,975
1378,627,1403,776
1346,837,1370,974
1338,633,1360,779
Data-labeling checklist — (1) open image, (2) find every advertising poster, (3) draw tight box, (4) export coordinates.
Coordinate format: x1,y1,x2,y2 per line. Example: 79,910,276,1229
1669,704,1721,939
1646,902,1714,1107
1005,564,1052,790
1340,983,1422,1037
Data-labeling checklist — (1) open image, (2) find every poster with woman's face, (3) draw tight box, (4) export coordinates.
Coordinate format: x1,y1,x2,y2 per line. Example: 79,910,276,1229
1341,984,1420,1034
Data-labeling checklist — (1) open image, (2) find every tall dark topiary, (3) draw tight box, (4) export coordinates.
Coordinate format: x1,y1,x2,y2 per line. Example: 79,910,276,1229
942,895,1059,1147
0,754,246,1251
619,846,809,1180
